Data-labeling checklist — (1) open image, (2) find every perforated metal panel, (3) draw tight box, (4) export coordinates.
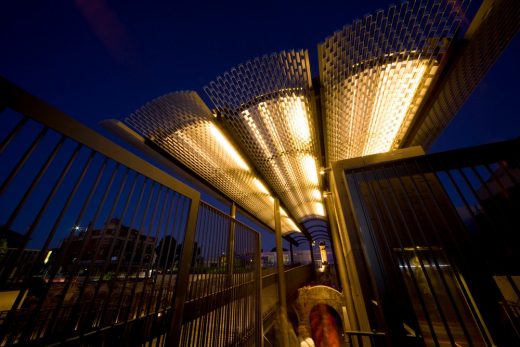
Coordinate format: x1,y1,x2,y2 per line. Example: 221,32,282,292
319,0,470,165
126,91,300,234
205,51,325,223
404,0,520,148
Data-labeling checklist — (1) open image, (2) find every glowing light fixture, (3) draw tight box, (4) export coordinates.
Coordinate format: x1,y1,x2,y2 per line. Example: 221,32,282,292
126,91,301,234
208,123,250,171
205,51,325,223
319,0,468,164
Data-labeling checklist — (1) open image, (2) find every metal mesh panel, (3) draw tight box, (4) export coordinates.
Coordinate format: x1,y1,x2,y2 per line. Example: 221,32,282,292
333,139,520,345
204,51,325,222
405,0,520,148
179,202,261,346
319,0,470,164
0,79,200,346
126,92,300,234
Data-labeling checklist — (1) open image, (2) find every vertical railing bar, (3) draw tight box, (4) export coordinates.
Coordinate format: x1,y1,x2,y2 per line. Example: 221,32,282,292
391,167,457,345
456,168,506,233
357,170,400,276
225,217,235,346
142,190,172,325
111,176,150,324
414,160,497,343
211,209,225,346
442,169,482,228
0,126,48,195
471,165,515,231
134,186,167,324
167,191,200,347
196,206,208,345
2,135,66,247
483,163,513,197
165,195,187,310
171,198,190,347
214,210,228,346
439,166,503,345
8,147,92,344
197,204,215,341
403,162,476,345
256,231,262,347
369,168,439,345
43,154,109,341
128,185,163,324
219,212,232,345
152,192,178,327
126,181,159,322
208,207,223,345
0,115,28,153
0,135,67,280
156,194,181,343
87,167,131,327
197,206,210,304
353,170,412,338
21,142,83,255
65,162,121,332
230,220,240,345
228,218,238,346
140,189,172,345
416,163,473,250
188,206,202,305
167,195,189,316
97,171,140,325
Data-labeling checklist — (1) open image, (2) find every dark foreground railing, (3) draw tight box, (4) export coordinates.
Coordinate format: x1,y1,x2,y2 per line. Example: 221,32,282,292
0,78,262,346
333,138,520,346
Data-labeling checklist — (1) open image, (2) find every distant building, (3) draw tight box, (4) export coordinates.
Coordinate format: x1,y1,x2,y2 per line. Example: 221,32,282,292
59,218,156,275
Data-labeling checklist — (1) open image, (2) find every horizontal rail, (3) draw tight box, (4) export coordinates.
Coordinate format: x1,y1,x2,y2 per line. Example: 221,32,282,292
0,77,199,201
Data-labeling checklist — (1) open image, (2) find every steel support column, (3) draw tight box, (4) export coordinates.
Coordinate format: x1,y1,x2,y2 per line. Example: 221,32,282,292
274,198,290,347
227,203,236,285
167,197,200,346
325,192,355,332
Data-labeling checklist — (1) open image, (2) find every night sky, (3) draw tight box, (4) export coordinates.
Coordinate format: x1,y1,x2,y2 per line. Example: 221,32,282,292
1,0,519,250
2,0,518,152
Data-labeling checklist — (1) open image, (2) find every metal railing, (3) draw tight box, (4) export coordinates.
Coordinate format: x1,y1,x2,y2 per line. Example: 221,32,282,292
179,202,261,347
0,77,262,346
332,138,520,346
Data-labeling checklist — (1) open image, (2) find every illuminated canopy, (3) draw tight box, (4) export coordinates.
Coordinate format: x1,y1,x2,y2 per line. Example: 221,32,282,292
205,51,324,223
124,0,473,236
319,0,469,164
126,92,301,234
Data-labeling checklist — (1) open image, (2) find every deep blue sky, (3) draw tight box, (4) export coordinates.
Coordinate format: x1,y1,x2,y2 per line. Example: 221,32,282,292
1,0,518,154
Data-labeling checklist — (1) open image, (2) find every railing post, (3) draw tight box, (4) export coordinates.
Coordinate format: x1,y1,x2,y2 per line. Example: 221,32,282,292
326,191,357,333
167,196,200,346
255,231,264,347
226,203,236,285
274,198,290,347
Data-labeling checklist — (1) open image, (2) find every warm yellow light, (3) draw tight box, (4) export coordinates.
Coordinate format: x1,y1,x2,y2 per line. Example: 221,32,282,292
253,178,270,195
287,96,311,144
311,189,322,200
362,60,428,155
301,155,319,186
44,250,52,264
313,202,325,216
208,123,250,171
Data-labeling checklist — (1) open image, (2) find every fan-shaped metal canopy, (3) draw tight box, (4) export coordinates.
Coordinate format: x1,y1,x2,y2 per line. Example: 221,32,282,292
124,0,471,237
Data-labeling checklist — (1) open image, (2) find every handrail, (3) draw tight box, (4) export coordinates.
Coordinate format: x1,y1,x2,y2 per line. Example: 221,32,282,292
0,76,200,202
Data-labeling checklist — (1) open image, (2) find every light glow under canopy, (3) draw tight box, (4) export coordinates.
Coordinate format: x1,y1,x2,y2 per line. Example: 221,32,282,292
126,91,301,234
319,0,469,164
205,51,325,223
